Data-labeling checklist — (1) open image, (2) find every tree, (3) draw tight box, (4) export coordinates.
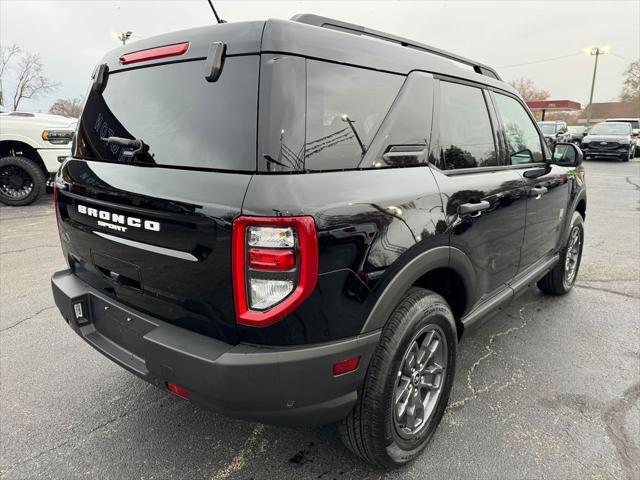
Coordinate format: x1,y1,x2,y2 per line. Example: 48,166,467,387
0,44,59,110
0,43,20,106
508,77,550,101
49,97,83,118
620,59,640,102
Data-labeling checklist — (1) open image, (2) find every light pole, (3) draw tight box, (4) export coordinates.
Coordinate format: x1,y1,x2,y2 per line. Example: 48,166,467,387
116,31,133,45
586,46,608,126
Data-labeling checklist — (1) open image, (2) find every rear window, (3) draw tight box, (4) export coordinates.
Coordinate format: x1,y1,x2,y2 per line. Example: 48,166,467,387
75,57,259,171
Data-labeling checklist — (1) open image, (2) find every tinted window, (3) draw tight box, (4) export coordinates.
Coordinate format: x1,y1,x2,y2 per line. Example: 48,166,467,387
438,81,497,170
362,73,433,168
258,55,306,172
304,61,403,171
75,57,259,171
494,93,544,164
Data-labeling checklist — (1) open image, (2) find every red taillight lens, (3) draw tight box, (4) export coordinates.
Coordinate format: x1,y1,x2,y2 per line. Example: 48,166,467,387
120,42,189,65
165,382,190,399
248,248,296,271
333,357,360,376
232,216,318,327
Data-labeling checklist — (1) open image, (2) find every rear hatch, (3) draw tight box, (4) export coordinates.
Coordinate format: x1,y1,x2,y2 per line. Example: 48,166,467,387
55,22,264,344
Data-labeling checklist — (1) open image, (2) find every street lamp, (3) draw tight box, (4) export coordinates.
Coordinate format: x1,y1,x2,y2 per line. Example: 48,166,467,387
111,31,133,45
585,46,609,126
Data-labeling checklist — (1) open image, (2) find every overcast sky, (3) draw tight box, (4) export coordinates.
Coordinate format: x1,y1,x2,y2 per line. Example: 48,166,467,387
1,0,638,112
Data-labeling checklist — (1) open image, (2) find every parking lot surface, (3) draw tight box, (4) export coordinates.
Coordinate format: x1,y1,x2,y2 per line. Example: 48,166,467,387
1,159,639,480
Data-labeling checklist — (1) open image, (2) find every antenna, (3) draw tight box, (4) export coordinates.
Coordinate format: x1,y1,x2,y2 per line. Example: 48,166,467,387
206,0,226,24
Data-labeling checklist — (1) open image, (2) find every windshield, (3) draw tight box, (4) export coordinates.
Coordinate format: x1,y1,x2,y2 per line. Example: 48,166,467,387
538,123,557,134
607,120,639,129
589,123,631,136
567,126,584,133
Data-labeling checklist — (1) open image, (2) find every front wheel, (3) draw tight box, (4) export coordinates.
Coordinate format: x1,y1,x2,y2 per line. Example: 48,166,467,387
339,288,457,468
0,156,47,206
537,211,584,295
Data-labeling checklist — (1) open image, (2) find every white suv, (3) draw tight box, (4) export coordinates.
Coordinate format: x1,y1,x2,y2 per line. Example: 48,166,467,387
0,105,77,206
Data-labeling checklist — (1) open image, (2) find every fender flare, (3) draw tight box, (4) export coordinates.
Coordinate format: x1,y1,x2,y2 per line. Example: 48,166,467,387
360,246,476,335
560,189,587,245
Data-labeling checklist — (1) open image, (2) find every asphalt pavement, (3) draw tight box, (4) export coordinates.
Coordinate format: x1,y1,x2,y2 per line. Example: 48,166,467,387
1,158,639,480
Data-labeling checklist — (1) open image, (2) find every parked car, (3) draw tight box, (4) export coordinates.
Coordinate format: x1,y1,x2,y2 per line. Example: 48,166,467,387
51,14,587,468
537,120,569,147
0,105,76,206
606,118,640,157
581,121,635,161
566,125,588,145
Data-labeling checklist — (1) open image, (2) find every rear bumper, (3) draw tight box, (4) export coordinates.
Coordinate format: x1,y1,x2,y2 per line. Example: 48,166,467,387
52,268,380,426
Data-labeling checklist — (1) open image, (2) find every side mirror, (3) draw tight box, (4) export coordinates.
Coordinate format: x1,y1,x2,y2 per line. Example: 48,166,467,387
553,142,583,167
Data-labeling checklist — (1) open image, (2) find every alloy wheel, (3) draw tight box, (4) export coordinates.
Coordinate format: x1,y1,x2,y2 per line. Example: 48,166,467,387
564,225,582,285
393,325,447,439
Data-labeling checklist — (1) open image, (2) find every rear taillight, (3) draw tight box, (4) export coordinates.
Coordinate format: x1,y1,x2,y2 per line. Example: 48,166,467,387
232,216,318,327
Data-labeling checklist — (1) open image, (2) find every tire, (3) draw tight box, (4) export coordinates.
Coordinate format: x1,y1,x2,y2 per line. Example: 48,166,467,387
537,211,584,295
0,156,47,206
339,287,457,468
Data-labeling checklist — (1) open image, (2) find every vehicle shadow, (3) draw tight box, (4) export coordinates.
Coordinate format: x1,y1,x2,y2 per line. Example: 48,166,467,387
100,288,563,480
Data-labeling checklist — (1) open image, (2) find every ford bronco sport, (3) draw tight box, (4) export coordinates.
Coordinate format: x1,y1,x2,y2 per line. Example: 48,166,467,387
51,14,587,468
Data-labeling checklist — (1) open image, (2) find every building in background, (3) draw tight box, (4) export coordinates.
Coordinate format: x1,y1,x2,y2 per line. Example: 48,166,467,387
578,102,640,125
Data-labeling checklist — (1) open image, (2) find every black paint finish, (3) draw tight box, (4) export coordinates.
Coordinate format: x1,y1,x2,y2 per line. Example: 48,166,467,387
53,16,586,349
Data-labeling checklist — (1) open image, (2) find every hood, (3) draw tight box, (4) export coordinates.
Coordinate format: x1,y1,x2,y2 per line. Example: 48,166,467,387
0,111,77,129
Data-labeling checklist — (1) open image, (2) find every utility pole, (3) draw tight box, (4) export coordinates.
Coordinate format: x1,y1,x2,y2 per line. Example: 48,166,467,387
586,47,608,126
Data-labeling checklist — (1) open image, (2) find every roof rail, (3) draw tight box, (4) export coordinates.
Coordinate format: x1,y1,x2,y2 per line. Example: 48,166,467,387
291,13,502,81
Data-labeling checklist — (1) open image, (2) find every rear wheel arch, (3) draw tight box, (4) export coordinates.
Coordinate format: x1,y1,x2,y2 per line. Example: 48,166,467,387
0,140,48,177
361,246,476,338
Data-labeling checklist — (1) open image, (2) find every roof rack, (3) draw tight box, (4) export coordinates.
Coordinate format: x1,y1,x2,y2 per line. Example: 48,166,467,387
291,13,502,81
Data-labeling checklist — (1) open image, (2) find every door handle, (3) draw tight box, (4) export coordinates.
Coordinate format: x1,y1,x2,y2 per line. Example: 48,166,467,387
529,186,548,198
459,201,490,215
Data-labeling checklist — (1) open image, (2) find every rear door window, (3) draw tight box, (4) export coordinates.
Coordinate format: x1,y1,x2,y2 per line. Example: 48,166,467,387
437,81,498,170
75,57,259,171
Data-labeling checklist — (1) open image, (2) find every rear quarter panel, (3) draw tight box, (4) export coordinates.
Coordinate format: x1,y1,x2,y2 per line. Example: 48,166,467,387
241,167,447,345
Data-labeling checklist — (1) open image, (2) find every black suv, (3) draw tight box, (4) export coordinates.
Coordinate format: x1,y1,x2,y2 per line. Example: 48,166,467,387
51,15,587,468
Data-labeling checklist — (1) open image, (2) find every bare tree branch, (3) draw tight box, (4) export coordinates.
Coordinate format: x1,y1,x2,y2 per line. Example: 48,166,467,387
507,77,550,102
48,97,83,118
0,43,21,106
11,52,59,110
0,43,20,80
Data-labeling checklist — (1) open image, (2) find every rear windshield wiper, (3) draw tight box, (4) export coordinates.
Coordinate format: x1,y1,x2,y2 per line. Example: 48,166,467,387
101,136,153,164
